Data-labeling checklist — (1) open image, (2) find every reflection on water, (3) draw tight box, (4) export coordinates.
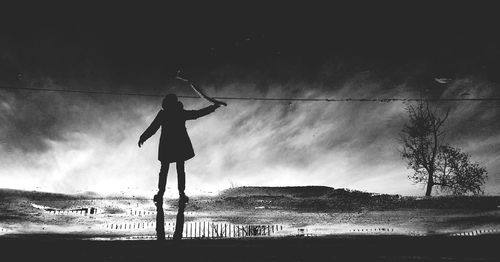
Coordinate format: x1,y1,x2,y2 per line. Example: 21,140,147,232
154,198,285,240
104,220,285,239
173,200,186,240
96,210,500,239
5,199,500,240
154,201,283,239
155,199,165,240
156,199,187,240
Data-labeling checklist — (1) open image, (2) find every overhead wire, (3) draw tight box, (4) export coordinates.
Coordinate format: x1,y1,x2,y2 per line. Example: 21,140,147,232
1,85,500,102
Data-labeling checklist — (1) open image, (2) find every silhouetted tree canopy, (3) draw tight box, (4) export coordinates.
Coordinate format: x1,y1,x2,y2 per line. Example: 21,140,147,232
435,145,487,195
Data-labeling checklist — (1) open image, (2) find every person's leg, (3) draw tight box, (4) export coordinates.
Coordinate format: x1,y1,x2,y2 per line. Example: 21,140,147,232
154,162,169,203
155,201,165,240
173,201,186,241
155,162,168,240
176,161,188,203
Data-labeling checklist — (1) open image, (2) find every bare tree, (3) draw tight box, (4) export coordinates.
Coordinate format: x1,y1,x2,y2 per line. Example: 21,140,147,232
400,101,487,196
400,101,449,196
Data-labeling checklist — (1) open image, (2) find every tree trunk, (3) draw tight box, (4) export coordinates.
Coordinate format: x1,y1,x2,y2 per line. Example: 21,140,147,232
425,170,434,196
425,181,433,196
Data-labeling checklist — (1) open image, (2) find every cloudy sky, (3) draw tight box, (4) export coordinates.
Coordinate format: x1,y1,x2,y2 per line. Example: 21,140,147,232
1,2,499,197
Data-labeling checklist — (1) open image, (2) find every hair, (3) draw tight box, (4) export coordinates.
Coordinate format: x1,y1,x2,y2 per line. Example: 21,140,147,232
162,94,178,109
176,101,184,110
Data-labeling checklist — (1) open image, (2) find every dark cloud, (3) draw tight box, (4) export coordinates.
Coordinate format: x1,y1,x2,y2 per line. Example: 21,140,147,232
0,82,151,154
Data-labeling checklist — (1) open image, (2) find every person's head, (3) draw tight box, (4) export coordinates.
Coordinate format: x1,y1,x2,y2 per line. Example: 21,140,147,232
162,94,178,110
176,101,184,110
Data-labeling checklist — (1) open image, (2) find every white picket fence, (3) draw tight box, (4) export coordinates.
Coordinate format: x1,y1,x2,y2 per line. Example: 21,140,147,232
45,207,98,216
127,209,195,217
102,221,284,239
127,209,155,216
350,228,395,233
348,227,424,236
450,228,499,236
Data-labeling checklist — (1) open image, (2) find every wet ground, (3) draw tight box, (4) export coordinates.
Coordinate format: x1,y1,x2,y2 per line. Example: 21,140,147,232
2,190,500,261
1,196,499,240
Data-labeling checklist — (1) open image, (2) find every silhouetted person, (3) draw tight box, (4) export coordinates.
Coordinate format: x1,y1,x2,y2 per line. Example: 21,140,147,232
138,94,220,205
154,195,187,241
155,200,165,240
173,199,186,241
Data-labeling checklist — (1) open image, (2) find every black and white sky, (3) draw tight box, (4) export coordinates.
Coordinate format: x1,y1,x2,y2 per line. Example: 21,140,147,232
1,2,499,196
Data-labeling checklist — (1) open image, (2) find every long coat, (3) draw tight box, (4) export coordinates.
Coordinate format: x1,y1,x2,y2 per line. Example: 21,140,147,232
140,104,217,163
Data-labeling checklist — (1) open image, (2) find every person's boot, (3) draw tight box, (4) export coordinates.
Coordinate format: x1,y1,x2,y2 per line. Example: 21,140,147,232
179,193,189,204
153,194,162,205
156,231,166,241
172,232,182,241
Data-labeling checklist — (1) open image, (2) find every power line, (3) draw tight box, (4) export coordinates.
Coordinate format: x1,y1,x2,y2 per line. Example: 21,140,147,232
0,85,172,98
1,85,500,102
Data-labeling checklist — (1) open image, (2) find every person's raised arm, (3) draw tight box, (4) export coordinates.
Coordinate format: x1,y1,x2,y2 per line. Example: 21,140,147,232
184,104,220,120
138,111,162,147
